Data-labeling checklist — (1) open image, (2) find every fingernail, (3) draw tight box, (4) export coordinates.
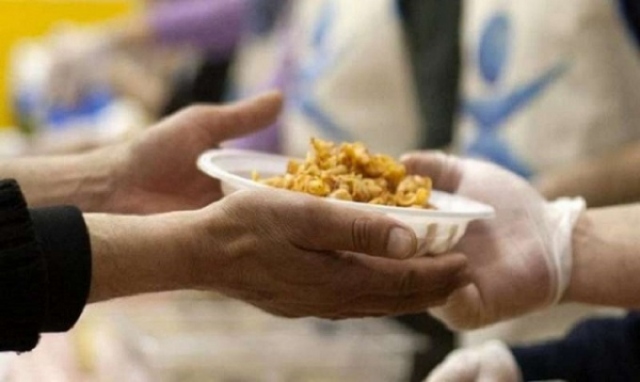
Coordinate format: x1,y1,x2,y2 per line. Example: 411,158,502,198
387,227,416,259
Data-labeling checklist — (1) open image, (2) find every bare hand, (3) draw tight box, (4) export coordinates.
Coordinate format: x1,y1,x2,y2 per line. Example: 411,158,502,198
190,189,471,319
101,92,282,213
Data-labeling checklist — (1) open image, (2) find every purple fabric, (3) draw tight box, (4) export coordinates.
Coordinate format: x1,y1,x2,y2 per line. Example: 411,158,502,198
227,5,294,153
149,0,250,58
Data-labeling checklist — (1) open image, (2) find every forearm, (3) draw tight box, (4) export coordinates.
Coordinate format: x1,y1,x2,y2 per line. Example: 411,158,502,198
0,148,118,211
512,313,640,382
85,210,205,303
535,142,640,207
565,204,640,307
0,180,92,351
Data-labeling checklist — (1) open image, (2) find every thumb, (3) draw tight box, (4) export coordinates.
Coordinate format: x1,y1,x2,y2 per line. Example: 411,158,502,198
288,194,419,259
401,151,464,193
184,91,284,145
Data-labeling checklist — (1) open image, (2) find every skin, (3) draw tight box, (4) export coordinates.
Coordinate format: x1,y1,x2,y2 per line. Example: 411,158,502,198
85,189,471,318
566,203,640,307
5,93,283,213
2,92,471,319
534,142,640,207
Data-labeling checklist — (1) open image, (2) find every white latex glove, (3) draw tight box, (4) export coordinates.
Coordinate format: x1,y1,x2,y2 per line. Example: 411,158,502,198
426,341,521,382
402,152,585,329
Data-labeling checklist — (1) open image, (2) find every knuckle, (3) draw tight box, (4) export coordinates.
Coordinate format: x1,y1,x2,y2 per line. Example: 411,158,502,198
396,268,419,294
285,198,324,235
351,217,374,252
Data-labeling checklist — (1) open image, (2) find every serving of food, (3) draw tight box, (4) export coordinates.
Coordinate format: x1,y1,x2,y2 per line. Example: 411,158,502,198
197,139,495,255
253,138,434,209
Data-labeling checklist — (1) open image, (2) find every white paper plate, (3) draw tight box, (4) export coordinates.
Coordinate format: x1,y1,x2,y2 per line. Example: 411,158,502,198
198,149,495,255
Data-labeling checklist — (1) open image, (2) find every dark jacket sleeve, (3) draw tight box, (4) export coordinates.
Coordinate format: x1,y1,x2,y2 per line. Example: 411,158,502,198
0,179,91,352
511,312,640,382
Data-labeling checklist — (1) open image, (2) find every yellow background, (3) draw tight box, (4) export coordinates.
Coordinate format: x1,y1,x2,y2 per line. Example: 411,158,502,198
0,0,137,127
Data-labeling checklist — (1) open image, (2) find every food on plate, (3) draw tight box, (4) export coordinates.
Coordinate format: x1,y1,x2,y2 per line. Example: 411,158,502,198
253,138,434,208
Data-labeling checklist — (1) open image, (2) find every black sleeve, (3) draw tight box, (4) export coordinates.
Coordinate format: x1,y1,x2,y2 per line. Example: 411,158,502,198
0,179,91,352
511,312,640,382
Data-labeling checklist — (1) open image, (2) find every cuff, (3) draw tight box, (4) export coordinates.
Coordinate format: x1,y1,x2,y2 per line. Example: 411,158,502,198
0,180,46,352
30,206,92,333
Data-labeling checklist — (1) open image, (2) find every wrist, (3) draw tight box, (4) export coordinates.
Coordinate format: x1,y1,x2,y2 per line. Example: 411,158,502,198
86,209,202,302
83,144,135,213
563,204,640,307
11,150,118,211
185,204,232,291
71,148,121,212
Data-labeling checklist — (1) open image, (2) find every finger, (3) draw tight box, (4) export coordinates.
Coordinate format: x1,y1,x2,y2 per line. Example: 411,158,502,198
400,151,464,193
178,90,284,144
285,193,418,259
263,283,459,319
352,253,471,296
290,252,469,304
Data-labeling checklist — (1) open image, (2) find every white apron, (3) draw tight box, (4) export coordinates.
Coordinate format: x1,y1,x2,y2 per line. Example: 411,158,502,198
230,0,421,158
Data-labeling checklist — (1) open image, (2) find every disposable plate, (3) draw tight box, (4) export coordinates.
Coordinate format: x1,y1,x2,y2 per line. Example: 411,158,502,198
198,149,495,255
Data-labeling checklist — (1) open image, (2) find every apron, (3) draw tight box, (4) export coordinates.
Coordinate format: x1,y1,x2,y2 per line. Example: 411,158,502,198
458,0,636,347
230,0,421,158
455,0,640,179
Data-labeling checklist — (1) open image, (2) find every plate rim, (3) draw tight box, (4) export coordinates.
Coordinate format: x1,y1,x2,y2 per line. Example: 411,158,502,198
197,149,496,220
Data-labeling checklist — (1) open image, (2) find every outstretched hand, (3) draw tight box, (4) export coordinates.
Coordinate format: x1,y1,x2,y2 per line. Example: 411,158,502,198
100,92,283,213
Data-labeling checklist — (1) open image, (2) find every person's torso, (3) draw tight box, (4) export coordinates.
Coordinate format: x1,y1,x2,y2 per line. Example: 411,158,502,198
230,0,422,158
455,0,640,178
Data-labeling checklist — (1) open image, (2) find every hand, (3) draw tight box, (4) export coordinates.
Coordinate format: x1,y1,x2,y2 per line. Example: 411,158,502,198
195,189,472,318
88,188,471,318
99,92,283,214
401,152,585,329
425,341,521,382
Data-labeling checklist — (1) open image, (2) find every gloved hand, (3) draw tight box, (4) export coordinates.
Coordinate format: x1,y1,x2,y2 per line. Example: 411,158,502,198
402,152,585,329
425,341,521,382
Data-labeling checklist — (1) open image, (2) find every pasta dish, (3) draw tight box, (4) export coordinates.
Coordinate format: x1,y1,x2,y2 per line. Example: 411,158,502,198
253,138,433,209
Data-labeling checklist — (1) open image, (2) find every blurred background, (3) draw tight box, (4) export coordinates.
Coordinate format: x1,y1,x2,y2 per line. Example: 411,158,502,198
0,1,445,380
0,0,142,156
0,0,638,380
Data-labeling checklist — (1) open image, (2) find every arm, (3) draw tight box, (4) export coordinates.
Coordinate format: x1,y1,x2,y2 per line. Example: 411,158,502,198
0,180,91,352
426,313,640,382
534,141,640,207
84,188,470,309
512,312,640,382
565,203,640,307
1,181,471,352
0,151,115,211
2,92,282,213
